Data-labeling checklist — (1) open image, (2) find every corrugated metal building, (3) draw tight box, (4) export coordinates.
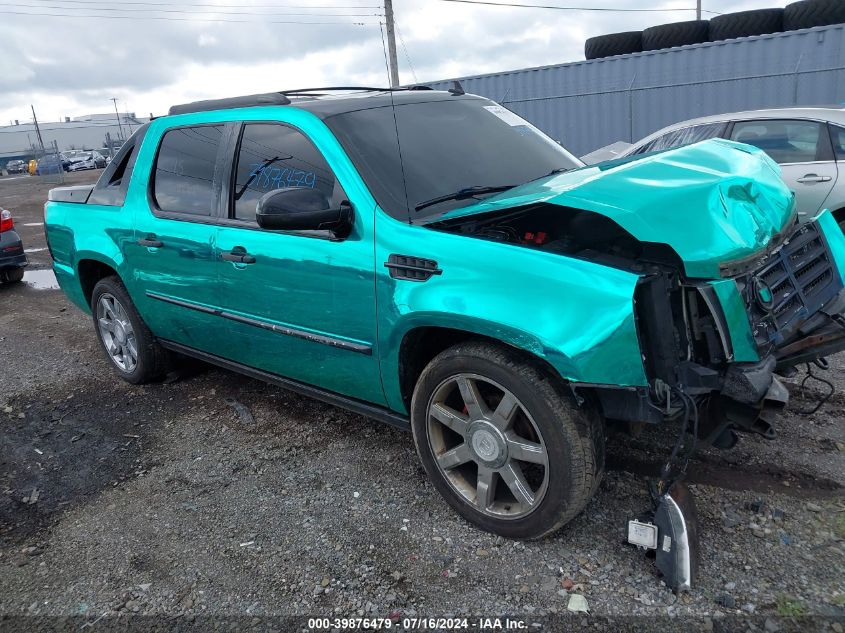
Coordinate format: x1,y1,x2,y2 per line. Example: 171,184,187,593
0,113,147,163
427,23,845,157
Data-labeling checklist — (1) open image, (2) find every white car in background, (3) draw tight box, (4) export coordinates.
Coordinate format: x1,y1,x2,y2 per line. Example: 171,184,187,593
620,107,845,229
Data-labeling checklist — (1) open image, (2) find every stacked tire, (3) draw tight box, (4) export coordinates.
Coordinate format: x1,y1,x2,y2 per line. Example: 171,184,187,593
584,0,845,61
584,31,642,60
783,0,845,30
641,20,710,52
709,8,784,41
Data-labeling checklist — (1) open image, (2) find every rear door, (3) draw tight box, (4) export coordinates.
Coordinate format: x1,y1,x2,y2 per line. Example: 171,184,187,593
127,123,229,353
729,118,837,219
214,120,384,404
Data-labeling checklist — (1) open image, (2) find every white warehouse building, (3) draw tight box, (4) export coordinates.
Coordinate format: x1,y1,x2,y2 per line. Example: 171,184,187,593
0,112,149,163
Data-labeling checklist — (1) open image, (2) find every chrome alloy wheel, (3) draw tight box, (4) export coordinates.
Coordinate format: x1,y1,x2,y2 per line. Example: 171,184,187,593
96,293,138,373
426,373,550,519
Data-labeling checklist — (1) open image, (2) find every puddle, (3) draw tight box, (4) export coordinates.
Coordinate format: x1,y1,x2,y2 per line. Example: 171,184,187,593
22,269,59,290
24,247,46,253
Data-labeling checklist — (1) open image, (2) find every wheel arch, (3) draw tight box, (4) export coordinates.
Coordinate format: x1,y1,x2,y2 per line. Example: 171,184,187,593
76,256,121,309
393,322,568,414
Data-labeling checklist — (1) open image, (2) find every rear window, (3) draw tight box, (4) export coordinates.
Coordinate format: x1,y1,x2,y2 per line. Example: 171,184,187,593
153,125,224,216
88,124,149,206
632,122,727,155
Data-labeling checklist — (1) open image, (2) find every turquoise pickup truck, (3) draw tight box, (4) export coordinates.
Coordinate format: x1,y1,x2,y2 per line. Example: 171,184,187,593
44,88,845,544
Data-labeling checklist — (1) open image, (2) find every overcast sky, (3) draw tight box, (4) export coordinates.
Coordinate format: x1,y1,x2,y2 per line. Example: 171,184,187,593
0,0,790,124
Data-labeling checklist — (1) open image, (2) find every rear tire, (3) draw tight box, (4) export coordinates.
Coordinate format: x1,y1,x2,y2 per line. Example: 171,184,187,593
410,341,604,540
91,276,169,384
1,268,24,284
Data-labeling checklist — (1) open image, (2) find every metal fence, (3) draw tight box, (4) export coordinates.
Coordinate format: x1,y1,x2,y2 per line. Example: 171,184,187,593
32,140,65,185
426,23,845,157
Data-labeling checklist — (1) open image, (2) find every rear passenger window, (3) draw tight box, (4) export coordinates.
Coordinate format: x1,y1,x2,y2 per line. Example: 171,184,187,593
153,125,224,215
730,119,826,164
231,123,341,223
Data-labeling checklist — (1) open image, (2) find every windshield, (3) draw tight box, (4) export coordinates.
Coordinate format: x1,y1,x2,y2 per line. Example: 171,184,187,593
324,97,581,222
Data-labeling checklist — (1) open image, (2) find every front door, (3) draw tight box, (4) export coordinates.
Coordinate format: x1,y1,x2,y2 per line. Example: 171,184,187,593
729,119,838,219
214,121,384,404
128,123,227,353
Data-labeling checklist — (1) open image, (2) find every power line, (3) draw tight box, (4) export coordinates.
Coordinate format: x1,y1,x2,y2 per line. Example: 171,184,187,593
22,0,379,6
6,1,382,16
377,21,392,86
0,8,377,22
396,23,418,84
435,0,708,12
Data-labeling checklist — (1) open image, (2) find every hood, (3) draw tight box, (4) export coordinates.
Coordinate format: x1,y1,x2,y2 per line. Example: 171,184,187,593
434,139,796,279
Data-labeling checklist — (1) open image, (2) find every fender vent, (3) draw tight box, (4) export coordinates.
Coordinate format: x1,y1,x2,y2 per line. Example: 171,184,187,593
385,254,442,282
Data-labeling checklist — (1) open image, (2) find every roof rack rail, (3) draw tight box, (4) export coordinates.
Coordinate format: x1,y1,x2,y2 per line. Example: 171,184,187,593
167,85,437,116
169,92,291,116
281,86,387,94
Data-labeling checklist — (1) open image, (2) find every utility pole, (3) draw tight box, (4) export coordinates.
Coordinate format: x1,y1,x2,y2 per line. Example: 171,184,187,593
111,97,125,141
31,105,44,149
384,0,400,87
696,0,701,20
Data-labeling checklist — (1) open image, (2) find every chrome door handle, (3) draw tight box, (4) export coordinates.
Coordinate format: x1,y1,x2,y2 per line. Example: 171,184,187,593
221,250,256,264
796,174,832,183
137,235,163,248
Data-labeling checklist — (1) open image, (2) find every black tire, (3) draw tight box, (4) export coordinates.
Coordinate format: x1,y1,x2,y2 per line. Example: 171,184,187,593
709,8,784,41
410,341,604,540
641,20,710,51
584,31,643,60
1,268,24,284
784,0,845,30
91,276,169,384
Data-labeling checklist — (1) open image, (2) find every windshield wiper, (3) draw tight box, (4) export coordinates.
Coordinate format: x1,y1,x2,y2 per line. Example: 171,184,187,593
414,185,516,213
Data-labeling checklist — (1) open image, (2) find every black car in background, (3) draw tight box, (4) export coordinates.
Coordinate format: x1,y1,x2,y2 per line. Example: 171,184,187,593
0,208,27,284
5,160,27,175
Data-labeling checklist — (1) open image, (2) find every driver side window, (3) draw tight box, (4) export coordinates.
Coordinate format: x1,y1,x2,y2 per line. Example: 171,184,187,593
231,123,344,223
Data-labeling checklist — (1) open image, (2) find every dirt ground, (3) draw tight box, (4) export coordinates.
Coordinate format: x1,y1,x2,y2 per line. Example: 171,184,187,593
1,171,844,631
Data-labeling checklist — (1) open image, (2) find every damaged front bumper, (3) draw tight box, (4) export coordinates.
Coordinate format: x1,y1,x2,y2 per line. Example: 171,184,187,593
595,210,845,440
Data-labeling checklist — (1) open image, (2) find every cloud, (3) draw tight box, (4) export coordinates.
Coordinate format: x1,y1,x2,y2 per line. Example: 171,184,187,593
0,0,790,123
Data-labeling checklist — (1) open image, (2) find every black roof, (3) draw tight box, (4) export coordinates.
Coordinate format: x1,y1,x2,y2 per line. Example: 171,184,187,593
167,86,483,119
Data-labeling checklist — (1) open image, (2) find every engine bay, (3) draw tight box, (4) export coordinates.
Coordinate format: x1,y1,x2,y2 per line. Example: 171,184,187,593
431,203,683,273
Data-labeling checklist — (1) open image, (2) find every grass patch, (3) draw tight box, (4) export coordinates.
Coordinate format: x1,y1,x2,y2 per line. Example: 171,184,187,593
834,514,845,540
776,595,806,617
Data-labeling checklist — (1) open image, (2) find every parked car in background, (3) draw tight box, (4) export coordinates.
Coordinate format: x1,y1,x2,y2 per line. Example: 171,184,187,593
0,208,27,283
35,154,65,175
44,89,845,560
621,107,845,228
65,150,107,171
5,160,27,174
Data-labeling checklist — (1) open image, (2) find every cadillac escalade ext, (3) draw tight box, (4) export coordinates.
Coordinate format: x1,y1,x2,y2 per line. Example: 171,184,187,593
44,88,845,542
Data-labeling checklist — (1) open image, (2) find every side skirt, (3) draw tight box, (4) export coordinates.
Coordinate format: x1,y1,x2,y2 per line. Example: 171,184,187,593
158,339,411,432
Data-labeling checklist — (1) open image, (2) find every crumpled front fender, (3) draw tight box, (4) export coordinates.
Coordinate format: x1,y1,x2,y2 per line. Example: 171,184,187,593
376,219,647,413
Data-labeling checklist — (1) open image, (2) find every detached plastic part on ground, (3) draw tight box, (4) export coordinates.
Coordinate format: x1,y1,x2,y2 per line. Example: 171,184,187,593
628,482,700,593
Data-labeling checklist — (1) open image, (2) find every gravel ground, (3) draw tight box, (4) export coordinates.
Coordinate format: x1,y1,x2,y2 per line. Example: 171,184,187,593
1,173,844,631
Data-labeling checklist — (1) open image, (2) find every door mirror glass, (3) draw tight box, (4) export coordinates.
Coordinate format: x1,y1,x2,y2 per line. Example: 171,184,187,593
255,187,353,237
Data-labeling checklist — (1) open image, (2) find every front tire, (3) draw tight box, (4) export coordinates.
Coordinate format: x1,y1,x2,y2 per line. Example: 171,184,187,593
91,276,169,384
411,341,604,540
